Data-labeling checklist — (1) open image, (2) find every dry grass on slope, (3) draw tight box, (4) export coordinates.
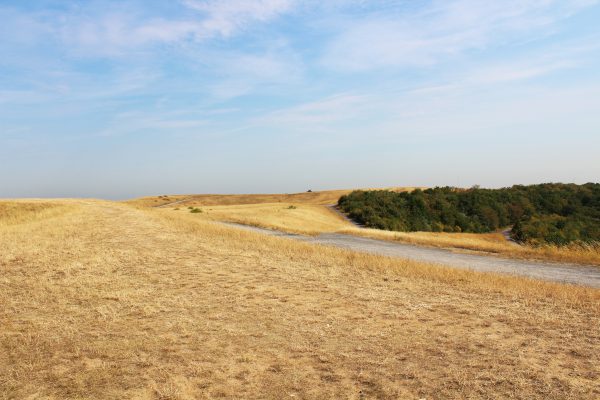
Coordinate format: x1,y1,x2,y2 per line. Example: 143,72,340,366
128,188,600,266
1,200,598,399
127,187,420,208
0,199,74,227
175,199,600,266
124,194,190,208
165,209,599,305
198,203,353,235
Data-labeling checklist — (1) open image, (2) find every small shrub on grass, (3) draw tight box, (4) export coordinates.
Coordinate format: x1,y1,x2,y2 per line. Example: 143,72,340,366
287,205,297,210
190,208,203,213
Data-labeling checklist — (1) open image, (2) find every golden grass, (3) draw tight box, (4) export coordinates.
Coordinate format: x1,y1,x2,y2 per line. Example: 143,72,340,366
173,198,600,266
199,203,351,235
126,187,421,208
130,187,600,266
124,194,190,208
0,200,599,399
0,199,74,227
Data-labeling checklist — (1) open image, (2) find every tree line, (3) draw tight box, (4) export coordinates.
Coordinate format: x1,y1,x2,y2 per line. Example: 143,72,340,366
337,183,600,245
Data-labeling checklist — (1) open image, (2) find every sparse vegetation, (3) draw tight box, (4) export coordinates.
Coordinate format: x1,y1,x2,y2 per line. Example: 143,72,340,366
190,207,202,213
286,205,297,209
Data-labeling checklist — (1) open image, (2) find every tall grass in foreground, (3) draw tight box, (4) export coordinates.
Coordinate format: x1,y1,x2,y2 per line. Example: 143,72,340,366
0,200,74,227
159,209,600,309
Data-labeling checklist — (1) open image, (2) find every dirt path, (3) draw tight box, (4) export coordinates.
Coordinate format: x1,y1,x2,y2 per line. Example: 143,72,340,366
325,204,364,227
223,222,600,287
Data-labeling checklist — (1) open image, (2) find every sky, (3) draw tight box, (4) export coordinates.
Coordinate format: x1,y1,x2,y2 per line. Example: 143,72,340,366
1,0,599,199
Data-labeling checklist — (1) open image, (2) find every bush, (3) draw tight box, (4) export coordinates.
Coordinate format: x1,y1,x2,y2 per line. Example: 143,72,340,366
190,208,202,214
338,183,600,246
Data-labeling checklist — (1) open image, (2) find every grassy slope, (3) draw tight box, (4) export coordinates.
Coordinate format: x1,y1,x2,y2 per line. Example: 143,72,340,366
126,187,420,208
0,199,74,227
200,203,351,235
162,198,600,266
1,200,598,399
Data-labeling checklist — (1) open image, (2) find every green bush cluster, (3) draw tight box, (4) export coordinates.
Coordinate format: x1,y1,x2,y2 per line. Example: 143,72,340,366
338,183,600,245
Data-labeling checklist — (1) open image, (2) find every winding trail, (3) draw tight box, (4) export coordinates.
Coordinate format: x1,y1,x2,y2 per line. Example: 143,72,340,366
223,222,600,288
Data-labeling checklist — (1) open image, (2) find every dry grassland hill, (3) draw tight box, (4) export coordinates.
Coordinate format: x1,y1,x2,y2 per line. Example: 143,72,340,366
0,199,598,399
126,187,421,208
133,188,600,266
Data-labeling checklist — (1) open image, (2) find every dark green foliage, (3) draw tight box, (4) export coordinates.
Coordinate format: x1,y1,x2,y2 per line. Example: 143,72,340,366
338,183,600,245
190,207,203,213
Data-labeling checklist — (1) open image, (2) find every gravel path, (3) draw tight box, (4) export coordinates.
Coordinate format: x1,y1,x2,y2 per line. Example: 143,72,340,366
223,222,600,288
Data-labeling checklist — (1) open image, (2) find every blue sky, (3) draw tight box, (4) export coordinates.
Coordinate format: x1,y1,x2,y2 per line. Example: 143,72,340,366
1,0,599,199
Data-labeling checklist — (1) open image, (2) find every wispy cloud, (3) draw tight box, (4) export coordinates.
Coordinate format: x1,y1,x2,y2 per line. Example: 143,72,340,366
2,2,297,62
1,0,599,197
255,93,370,127
321,0,598,71
181,0,295,37
52,0,296,57
208,48,303,100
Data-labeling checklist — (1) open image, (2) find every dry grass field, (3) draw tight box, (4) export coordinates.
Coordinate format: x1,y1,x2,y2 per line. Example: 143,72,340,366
200,203,351,235
1,199,599,399
127,187,420,208
0,199,73,227
153,191,600,266
125,195,191,208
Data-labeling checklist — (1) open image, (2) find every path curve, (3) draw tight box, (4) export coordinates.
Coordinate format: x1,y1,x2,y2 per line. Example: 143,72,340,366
326,204,364,228
223,222,600,288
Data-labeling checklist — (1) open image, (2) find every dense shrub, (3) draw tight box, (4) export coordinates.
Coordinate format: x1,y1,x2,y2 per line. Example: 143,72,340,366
338,183,600,245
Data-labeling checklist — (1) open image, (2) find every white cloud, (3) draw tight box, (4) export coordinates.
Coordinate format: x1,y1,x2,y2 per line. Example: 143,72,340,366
208,49,303,99
254,93,371,128
467,61,576,84
321,0,598,71
54,0,295,56
182,0,295,37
